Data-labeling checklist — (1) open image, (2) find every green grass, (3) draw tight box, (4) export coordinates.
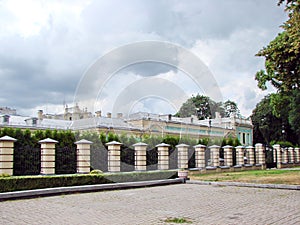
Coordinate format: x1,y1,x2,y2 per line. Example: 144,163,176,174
190,169,300,185
164,217,192,223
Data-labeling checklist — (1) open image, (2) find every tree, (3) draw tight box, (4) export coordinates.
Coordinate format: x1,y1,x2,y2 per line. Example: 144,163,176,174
223,100,240,117
251,94,297,145
255,0,300,92
254,0,300,145
176,94,226,120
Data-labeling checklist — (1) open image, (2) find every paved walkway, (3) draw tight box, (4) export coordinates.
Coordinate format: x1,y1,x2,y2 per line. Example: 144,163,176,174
0,184,299,224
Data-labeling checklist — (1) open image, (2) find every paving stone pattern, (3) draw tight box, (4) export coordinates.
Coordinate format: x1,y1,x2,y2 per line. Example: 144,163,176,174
0,184,299,224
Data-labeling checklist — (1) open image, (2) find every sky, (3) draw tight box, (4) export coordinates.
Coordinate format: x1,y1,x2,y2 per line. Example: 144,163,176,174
0,0,288,118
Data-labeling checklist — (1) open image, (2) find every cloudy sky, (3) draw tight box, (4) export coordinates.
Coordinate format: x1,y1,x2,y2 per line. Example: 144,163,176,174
0,0,287,118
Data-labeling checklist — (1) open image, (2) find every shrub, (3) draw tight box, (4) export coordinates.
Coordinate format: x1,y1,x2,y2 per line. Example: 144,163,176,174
0,170,177,193
89,170,103,174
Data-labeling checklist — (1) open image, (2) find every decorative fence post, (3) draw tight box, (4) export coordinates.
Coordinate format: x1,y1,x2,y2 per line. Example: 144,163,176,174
106,141,122,172
156,143,170,170
255,143,265,168
194,144,206,168
0,136,17,175
235,146,245,167
75,139,93,173
39,138,58,175
223,145,233,167
209,145,220,167
288,147,294,163
176,144,189,169
273,144,282,168
133,142,147,171
295,147,300,163
283,148,289,164
246,146,255,165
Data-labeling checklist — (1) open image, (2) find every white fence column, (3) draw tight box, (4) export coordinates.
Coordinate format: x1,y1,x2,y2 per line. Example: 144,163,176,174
283,148,289,163
273,144,282,168
295,147,300,163
235,146,245,166
176,144,189,169
246,146,255,165
194,144,206,168
209,145,220,167
0,136,17,175
223,145,233,167
75,139,93,173
106,141,122,172
288,147,294,163
255,143,265,167
133,142,147,171
156,143,170,170
39,138,58,175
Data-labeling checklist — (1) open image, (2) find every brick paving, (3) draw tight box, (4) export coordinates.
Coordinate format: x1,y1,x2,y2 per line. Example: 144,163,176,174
0,184,299,224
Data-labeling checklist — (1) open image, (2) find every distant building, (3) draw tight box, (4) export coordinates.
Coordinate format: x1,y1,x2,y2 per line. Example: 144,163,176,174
0,106,17,115
0,105,253,145
37,103,93,121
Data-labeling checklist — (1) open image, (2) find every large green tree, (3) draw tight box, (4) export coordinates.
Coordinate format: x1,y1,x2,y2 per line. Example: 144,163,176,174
254,0,300,145
251,94,297,145
255,0,300,92
176,94,223,119
176,94,240,120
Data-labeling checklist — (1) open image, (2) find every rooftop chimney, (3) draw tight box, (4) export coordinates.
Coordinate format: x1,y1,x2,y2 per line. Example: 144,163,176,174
95,111,102,117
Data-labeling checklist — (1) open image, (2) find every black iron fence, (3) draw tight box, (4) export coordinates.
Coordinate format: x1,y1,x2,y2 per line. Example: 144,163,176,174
146,148,158,170
121,147,135,172
13,145,40,175
265,145,276,168
55,146,77,174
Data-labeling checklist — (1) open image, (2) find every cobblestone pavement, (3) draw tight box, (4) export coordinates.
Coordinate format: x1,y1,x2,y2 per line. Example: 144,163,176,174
0,184,299,225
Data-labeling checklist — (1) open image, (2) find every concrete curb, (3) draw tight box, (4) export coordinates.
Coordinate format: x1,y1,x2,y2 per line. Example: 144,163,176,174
0,178,184,201
187,180,300,190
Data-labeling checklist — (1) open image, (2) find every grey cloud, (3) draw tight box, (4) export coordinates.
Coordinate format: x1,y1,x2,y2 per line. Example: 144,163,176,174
0,0,288,116
121,62,177,77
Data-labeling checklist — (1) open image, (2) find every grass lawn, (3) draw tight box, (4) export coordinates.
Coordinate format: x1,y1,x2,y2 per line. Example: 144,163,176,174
190,169,300,185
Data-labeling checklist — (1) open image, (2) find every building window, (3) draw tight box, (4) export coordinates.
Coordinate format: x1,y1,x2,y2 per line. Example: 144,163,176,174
242,133,245,145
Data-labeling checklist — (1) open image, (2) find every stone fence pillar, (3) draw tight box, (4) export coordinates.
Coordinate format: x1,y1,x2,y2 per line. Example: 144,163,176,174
283,148,289,163
288,147,294,163
39,138,58,175
0,136,17,175
194,144,206,168
295,147,300,163
273,144,282,168
156,143,170,170
133,142,147,171
106,141,122,172
176,144,189,169
235,146,245,166
209,145,220,167
246,146,255,165
255,143,265,167
223,145,233,167
75,139,93,173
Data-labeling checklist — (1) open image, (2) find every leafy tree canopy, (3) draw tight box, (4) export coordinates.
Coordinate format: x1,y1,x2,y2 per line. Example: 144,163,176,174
176,94,240,120
251,94,298,145
253,0,300,145
255,0,300,92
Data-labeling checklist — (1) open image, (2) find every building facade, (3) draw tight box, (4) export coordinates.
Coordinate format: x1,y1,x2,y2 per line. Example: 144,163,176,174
0,105,253,145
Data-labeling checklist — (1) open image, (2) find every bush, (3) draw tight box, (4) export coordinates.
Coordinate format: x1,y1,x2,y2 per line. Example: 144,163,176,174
270,140,294,147
0,170,177,193
89,170,103,174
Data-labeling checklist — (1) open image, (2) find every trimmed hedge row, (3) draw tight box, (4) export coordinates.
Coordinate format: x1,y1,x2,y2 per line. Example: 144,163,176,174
0,170,177,193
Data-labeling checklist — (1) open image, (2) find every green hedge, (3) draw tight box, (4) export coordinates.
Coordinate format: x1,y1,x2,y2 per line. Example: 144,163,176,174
0,170,177,193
